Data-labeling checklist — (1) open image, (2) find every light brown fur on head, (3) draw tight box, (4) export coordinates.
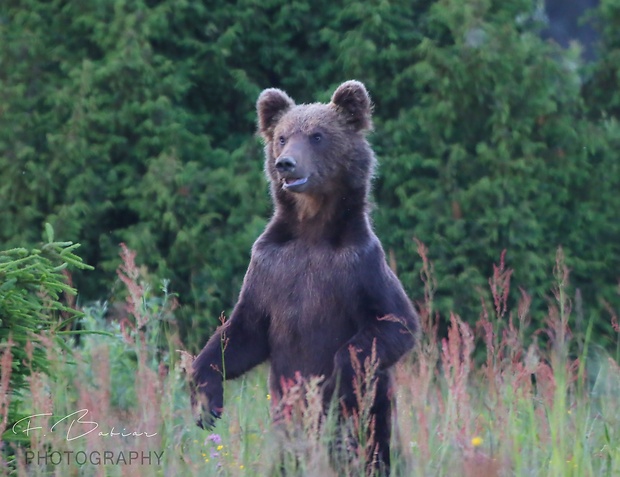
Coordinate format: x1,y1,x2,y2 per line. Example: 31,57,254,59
257,81,373,140
256,81,376,235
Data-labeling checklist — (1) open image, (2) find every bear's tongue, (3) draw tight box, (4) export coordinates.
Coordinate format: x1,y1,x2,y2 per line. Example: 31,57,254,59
284,177,308,188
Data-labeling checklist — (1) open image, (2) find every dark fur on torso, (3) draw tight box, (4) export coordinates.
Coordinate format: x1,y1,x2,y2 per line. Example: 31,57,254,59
251,195,379,391
248,97,383,394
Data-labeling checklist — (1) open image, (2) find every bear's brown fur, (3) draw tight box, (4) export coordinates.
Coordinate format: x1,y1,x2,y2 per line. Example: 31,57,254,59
192,81,419,475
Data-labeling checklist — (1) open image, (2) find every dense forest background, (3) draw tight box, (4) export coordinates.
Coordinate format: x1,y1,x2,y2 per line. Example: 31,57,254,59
1,0,619,350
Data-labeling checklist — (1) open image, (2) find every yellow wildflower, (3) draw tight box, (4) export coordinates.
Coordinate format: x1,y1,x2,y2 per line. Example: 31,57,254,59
471,436,483,447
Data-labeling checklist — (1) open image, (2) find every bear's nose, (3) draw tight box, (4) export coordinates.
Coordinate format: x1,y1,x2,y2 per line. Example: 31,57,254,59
275,156,296,173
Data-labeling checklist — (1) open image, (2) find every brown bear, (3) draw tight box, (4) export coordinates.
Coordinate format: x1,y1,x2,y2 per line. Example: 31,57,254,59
192,80,419,475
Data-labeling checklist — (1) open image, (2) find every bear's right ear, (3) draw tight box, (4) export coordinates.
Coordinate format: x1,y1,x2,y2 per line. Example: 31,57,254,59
257,88,295,141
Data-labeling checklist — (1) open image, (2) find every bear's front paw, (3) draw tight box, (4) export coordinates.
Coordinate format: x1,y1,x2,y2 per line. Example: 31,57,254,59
191,382,224,430
195,406,223,431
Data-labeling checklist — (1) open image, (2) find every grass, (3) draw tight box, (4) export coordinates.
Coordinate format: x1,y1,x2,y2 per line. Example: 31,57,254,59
1,243,620,476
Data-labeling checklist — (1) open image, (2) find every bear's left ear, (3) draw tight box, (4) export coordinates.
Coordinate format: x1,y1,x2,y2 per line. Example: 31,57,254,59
257,88,295,141
331,80,373,132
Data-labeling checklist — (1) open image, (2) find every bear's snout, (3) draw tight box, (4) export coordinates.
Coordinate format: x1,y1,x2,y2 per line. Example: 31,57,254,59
275,156,296,173
275,155,310,192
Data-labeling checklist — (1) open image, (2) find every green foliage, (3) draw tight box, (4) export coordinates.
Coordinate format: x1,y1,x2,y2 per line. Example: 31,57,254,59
1,0,619,347
373,0,620,332
79,282,178,410
0,224,92,441
0,0,271,346
584,0,620,116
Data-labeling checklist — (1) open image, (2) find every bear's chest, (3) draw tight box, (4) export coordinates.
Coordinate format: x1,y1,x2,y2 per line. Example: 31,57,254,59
251,242,362,334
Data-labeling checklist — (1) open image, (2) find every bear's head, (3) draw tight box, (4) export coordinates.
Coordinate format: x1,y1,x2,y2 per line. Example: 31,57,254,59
257,81,375,210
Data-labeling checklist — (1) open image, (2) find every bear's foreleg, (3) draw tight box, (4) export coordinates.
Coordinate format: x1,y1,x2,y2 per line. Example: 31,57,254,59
192,299,270,429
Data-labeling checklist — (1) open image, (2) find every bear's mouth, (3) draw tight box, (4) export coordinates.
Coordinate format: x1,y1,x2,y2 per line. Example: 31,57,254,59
282,177,308,189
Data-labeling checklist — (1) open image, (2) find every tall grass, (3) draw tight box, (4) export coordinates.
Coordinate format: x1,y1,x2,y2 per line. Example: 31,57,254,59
2,243,619,476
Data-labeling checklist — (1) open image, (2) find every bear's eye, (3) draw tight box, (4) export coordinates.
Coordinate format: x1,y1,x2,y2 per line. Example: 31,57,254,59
310,133,322,143
278,136,286,146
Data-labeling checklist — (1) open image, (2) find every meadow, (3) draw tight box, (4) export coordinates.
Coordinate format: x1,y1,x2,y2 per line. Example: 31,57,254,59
1,241,619,477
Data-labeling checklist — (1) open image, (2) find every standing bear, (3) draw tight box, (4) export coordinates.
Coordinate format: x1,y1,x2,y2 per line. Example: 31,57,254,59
192,80,419,474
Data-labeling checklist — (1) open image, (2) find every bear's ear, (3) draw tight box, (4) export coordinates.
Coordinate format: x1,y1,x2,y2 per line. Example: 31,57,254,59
257,88,295,141
330,80,373,132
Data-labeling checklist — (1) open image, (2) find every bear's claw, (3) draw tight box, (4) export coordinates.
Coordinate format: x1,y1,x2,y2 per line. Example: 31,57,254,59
196,408,222,431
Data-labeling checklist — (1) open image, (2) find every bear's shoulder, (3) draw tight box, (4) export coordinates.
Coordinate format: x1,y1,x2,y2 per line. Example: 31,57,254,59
250,228,382,273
